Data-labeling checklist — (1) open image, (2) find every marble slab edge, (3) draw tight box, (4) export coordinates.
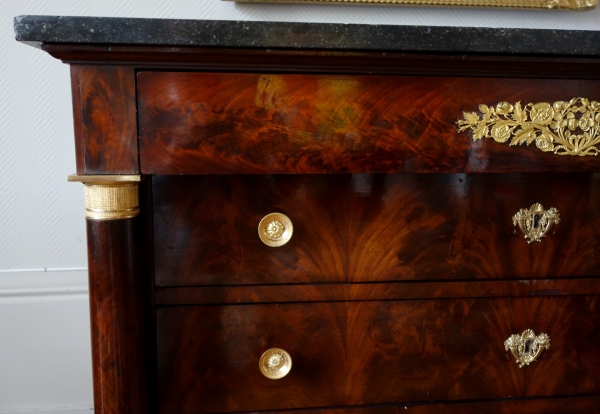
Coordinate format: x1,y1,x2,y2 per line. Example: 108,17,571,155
13,15,600,56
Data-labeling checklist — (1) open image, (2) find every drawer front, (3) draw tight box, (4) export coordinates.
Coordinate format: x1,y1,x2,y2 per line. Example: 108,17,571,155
156,296,600,413
138,72,600,174
154,174,600,286
157,303,348,413
264,396,600,414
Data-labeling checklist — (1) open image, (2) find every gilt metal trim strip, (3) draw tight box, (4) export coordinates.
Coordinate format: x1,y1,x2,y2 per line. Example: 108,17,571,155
457,98,600,156
230,0,597,10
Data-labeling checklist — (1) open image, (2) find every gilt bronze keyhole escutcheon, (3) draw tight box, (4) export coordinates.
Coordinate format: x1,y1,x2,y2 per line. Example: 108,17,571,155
505,329,551,368
513,203,560,244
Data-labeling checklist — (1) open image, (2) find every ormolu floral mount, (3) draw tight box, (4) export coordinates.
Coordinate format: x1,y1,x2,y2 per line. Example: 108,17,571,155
457,98,600,156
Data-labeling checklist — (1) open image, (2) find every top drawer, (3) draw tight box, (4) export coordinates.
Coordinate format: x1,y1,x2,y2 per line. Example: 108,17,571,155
138,72,600,174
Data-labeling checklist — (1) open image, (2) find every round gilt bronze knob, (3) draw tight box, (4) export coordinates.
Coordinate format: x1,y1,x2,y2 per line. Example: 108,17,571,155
259,348,292,380
258,213,293,247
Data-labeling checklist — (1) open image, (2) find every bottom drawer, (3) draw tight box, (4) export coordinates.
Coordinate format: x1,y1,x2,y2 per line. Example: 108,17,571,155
156,296,600,413
262,395,600,414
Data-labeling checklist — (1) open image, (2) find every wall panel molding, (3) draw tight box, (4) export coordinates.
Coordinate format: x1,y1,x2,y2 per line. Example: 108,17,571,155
0,269,88,303
0,269,93,411
0,406,93,414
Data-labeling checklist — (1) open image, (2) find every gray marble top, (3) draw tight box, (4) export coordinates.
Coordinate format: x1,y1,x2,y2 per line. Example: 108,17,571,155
14,15,600,56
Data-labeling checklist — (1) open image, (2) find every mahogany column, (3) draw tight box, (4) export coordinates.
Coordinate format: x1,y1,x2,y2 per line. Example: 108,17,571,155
68,175,149,414
69,64,149,414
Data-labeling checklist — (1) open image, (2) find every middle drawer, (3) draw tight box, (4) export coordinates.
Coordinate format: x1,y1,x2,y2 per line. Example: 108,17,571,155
153,173,600,286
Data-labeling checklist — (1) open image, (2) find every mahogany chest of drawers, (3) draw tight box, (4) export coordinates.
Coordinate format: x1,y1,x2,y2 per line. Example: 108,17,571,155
16,16,600,413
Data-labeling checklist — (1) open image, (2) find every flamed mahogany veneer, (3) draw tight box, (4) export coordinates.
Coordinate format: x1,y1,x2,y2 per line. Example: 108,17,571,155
153,174,600,286
17,16,600,414
137,72,600,174
157,297,600,413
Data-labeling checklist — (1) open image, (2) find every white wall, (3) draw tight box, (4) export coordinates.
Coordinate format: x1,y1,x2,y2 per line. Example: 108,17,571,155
1,1,599,412
0,270,91,414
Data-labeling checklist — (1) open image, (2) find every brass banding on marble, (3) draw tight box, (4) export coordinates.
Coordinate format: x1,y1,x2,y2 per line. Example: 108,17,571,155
68,175,141,220
231,0,597,11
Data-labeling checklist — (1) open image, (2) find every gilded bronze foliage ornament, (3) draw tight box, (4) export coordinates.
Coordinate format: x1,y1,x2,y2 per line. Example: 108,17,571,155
230,0,597,10
513,203,560,244
457,98,600,156
505,329,551,368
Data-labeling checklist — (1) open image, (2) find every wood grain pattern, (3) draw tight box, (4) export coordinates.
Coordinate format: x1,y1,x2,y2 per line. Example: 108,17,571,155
87,218,149,414
156,296,600,413
155,278,600,305
46,45,600,80
49,33,600,414
71,65,138,174
70,65,85,173
153,174,600,286
157,303,348,413
138,72,600,174
264,395,600,413
138,178,159,412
